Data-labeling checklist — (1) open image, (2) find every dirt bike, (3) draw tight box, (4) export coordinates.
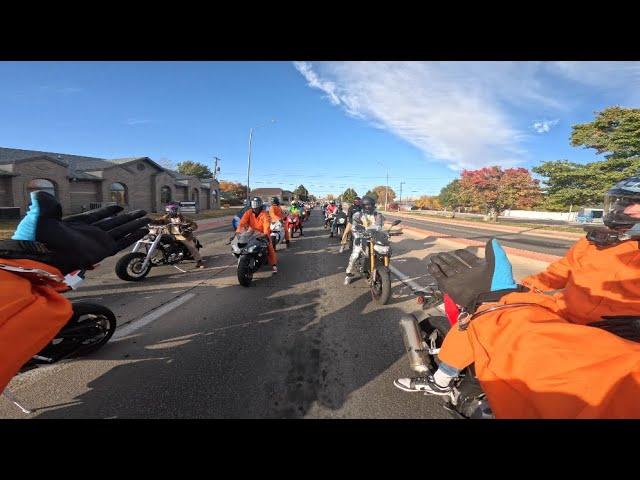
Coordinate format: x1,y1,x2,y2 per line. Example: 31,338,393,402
230,228,270,287
351,220,401,305
115,223,202,281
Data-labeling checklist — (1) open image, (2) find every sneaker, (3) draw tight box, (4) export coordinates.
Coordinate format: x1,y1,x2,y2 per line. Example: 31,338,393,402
272,266,278,274
344,273,354,285
194,261,205,269
393,375,452,396
339,245,345,253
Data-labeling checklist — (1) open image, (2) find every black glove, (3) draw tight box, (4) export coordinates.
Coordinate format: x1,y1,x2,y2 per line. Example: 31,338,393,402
590,317,640,343
426,238,525,314
7,191,149,274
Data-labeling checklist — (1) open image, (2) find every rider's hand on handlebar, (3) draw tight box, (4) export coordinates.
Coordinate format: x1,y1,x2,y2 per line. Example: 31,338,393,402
426,238,526,314
10,191,150,274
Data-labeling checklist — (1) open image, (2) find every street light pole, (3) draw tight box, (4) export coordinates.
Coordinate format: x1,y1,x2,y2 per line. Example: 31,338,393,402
399,181,405,211
246,128,253,201
385,170,389,211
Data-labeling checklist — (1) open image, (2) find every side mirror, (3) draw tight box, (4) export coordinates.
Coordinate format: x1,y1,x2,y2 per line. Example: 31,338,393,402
392,219,402,226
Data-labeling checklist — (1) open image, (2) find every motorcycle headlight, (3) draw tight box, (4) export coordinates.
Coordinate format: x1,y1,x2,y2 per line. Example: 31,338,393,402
374,244,390,254
338,218,345,224
247,245,257,253
232,244,241,253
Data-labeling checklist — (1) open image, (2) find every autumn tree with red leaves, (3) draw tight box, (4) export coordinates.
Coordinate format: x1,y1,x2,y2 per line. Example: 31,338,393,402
458,166,542,221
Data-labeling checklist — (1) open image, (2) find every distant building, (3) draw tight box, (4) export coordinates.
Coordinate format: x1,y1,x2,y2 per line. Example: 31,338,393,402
0,147,220,216
250,188,294,204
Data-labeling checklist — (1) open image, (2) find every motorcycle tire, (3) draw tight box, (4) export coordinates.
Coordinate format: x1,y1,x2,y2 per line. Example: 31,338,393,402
115,252,151,281
36,303,117,362
371,267,392,305
237,255,253,287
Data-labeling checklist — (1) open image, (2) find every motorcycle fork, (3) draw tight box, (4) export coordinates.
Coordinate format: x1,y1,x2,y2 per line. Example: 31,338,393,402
141,234,163,272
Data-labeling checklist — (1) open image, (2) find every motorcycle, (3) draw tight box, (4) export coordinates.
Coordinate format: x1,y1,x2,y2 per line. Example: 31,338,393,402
115,223,202,281
350,219,401,305
330,211,348,239
286,214,302,238
230,228,270,287
270,220,284,250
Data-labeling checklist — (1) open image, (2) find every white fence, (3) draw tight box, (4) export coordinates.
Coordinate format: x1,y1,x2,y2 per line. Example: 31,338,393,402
502,209,578,222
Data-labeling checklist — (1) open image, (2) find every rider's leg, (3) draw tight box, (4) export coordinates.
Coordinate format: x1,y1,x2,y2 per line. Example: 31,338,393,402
344,241,362,284
394,327,473,394
180,239,203,267
267,240,278,272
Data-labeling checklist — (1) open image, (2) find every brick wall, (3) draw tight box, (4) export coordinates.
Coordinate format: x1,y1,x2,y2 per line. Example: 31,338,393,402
69,180,101,213
0,177,12,206
12,159,71,215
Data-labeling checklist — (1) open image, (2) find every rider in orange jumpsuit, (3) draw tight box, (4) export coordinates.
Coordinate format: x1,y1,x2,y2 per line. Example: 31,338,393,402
268,196,290,247
237,197,278,273
394,176,640,418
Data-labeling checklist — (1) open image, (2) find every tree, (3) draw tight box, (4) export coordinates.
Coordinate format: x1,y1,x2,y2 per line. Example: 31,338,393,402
326,193,335,201
341,188,358,203
571,106,640,160
176,161,213,179
371,185,396,208
459,166,542,221
364,190,378,202
414,195,441,210
293,184,309,201
438,180,464,210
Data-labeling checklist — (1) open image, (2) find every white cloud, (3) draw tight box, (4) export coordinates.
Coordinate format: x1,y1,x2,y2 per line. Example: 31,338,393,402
124,118,151,126
294,61,530,170
532,119,559,133
294,61,640,171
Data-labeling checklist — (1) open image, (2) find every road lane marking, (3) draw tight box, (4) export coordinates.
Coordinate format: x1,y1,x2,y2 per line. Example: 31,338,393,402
113,293,196,340
389,265,431,293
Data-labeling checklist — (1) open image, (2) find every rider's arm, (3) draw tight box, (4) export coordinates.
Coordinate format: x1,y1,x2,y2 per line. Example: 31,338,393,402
236,209,252,233
149,214,169,225
520,238,587,292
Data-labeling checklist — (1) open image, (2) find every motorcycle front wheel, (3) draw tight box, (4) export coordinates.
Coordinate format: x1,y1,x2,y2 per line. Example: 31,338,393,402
370,267,392,305
237,255,253,287
115,252,151,281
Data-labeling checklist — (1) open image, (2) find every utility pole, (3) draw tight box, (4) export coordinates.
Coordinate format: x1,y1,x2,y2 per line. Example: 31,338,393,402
212,156,220,180
247,128,253,201
399,181,405,211
385,170,389,211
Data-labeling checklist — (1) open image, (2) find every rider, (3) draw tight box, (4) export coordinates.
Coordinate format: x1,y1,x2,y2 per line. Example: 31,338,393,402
340,196,362,253
269,196,290,247
237,197,278,274
393,175,640,417
0,191,148,394
289,200,304,237
344,196,385,285
324,200,338,229
151,202,204,268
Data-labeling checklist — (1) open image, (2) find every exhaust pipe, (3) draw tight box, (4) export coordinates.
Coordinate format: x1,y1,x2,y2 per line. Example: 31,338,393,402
399,314,430,373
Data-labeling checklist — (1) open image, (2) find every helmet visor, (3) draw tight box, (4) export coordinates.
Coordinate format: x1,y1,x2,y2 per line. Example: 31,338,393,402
603,192,640,229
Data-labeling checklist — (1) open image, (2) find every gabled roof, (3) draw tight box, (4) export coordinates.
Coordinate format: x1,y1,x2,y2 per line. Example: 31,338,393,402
0,147,114,171
251,188,286,196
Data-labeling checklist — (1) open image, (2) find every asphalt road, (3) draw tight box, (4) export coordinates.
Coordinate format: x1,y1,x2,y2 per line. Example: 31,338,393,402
384,213,576,257
0,210,554,419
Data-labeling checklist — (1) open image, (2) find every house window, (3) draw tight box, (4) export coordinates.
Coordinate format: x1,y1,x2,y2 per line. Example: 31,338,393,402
110,182,127,206
27,178,56,198
160,186,172,204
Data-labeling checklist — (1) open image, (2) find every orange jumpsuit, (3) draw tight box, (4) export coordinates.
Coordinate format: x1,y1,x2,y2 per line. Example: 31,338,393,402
269,205,290,242
0,258,73,394
236,208,277,266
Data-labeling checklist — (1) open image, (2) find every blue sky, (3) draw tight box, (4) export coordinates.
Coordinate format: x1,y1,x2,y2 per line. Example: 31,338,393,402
1,61,639,199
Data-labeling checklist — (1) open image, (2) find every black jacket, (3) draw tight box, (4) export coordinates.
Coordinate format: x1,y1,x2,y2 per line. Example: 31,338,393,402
347,205,362,223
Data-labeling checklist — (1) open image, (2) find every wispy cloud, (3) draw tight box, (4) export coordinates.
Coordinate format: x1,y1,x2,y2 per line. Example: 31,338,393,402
294,61,528,170
532,119,559,133
294,61,640,171
123,118,151,126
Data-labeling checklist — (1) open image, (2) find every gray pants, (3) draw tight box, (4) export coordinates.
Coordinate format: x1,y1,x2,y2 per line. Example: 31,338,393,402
346,239,363,275
180,238,202,262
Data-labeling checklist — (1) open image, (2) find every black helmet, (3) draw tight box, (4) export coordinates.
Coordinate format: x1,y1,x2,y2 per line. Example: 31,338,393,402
330,200,336,205
165,202,180,217
361,196,376,214
603,176,640,231
250,197,263,212
271,196,280,205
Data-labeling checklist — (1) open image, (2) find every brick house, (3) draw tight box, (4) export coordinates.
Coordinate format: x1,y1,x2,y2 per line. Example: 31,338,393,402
250,188,294,204
0,147,220,216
